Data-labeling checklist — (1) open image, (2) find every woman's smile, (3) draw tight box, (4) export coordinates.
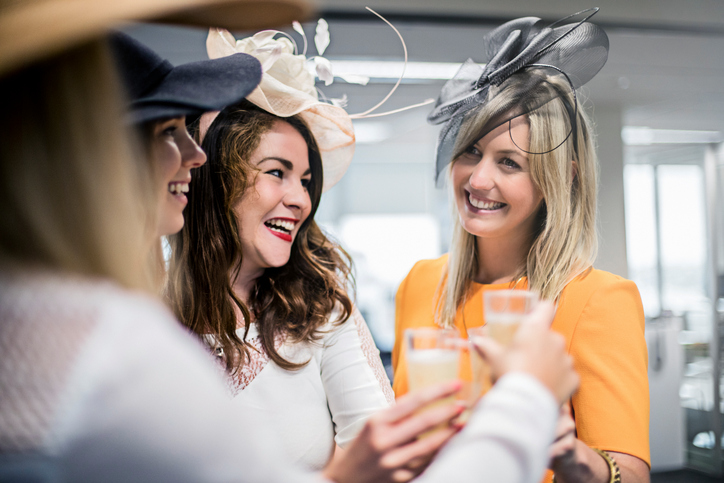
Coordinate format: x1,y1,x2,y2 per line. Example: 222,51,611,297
167,178,191,208
168,180,190,196
466,191,506,212
264,217,299,242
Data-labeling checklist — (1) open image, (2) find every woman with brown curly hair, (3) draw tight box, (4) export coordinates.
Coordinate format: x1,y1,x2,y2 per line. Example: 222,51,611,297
167,99,394,470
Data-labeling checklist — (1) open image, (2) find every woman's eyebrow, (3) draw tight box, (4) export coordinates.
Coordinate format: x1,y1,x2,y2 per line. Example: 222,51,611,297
498,149,528,158
259,157,312,176
258,157,293,169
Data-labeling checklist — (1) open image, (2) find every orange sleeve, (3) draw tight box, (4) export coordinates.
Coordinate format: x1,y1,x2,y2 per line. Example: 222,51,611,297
568,278,650,466
391,267,412,397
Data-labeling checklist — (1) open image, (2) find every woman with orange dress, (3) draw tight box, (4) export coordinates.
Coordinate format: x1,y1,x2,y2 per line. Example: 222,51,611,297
392,10,650,483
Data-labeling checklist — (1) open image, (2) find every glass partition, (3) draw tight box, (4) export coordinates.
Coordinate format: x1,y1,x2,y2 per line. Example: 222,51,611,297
624,143,724,476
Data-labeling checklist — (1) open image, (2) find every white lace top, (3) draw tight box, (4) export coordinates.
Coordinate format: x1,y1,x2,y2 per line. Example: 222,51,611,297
213,307,394,470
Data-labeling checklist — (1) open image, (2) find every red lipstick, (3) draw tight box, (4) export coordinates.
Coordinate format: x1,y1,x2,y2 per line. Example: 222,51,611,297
266,226,292,242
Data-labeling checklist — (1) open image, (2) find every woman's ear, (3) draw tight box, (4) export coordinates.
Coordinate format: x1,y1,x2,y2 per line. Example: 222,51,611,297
571,160,578,182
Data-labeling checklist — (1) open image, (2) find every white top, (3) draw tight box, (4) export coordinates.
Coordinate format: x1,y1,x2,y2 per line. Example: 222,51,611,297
0,270,558,483
221,307,394,470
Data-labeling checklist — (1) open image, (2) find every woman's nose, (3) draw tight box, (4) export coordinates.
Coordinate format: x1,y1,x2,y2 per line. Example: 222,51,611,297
469,159,495,191
284,179,311,212
180,131,207,168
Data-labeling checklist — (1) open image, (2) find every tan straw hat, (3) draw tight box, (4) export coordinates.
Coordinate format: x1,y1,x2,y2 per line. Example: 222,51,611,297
0,0,315,76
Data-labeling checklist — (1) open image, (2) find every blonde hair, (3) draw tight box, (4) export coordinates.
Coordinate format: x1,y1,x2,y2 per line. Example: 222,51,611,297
437,71,598,328
0,39,154,291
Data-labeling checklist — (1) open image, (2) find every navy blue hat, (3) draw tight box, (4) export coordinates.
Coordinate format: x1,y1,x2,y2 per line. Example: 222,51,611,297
111,33,262,124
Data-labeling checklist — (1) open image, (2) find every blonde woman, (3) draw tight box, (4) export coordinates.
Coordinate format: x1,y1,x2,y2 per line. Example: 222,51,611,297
393,11,650,483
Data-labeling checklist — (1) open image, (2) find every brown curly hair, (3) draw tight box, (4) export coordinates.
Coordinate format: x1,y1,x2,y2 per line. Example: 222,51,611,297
166,100,353,373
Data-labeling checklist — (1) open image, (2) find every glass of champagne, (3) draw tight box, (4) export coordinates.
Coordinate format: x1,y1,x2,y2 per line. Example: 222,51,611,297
481,289,539,347
405,328,461,395
468,290,538,394
405,328,487,424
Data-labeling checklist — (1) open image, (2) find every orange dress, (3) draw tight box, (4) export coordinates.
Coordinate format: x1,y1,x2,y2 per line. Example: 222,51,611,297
392,255,650,481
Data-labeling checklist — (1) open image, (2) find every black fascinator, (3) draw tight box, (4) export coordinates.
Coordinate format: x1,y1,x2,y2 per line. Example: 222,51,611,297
428,8,609,181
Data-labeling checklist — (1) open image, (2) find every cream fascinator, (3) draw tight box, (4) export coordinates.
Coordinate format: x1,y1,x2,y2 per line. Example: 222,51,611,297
205,9,431,192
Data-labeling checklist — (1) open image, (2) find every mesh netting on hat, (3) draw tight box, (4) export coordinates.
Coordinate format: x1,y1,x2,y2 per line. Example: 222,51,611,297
428,8,609,182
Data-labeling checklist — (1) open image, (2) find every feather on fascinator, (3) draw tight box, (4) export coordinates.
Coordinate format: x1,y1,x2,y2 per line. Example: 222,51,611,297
428,8,609,181
206,9,430,192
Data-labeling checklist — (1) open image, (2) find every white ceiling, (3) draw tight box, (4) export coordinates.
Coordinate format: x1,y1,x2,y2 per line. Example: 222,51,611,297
315,0,724,134
127,0,724,135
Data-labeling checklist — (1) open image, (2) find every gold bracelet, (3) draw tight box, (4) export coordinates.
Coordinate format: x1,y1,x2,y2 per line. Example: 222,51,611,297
551,449,621,483
592,448,621,483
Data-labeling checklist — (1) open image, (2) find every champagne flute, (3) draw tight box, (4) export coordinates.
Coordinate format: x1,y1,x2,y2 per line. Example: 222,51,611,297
481,290,539,347
405,328,488,424
468,290,539,394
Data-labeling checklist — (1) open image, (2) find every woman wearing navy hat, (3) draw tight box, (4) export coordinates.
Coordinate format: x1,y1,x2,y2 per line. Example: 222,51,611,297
110,32,264,284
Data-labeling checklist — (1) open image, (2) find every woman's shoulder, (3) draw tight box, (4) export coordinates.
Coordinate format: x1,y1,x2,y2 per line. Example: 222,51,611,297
564,267,639,299
0,270,217,457
394,255,448,328
399,254,449,293
408,253,449,275
554,268,644,339
0,269,177,334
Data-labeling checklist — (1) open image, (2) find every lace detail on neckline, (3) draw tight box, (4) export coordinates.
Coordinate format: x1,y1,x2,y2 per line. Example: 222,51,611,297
351,309,395,404
225,332,285,397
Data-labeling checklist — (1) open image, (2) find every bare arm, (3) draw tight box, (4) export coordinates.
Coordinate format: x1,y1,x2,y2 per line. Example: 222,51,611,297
549,406,649,482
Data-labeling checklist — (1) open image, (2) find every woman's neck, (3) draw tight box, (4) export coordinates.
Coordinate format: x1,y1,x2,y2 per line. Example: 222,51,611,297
474,232,531,285
231,262,264,320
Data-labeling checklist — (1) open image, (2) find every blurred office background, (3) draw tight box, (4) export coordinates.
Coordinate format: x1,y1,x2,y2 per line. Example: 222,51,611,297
127,0,724,479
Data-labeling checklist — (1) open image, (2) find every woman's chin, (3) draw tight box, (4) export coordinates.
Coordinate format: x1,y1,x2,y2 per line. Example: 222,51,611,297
260,252,292,270
157,215,185,238
460,218,500,239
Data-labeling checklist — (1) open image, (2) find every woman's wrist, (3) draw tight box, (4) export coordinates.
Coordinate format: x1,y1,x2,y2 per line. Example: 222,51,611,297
592,448,621,483
552,439,611,483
